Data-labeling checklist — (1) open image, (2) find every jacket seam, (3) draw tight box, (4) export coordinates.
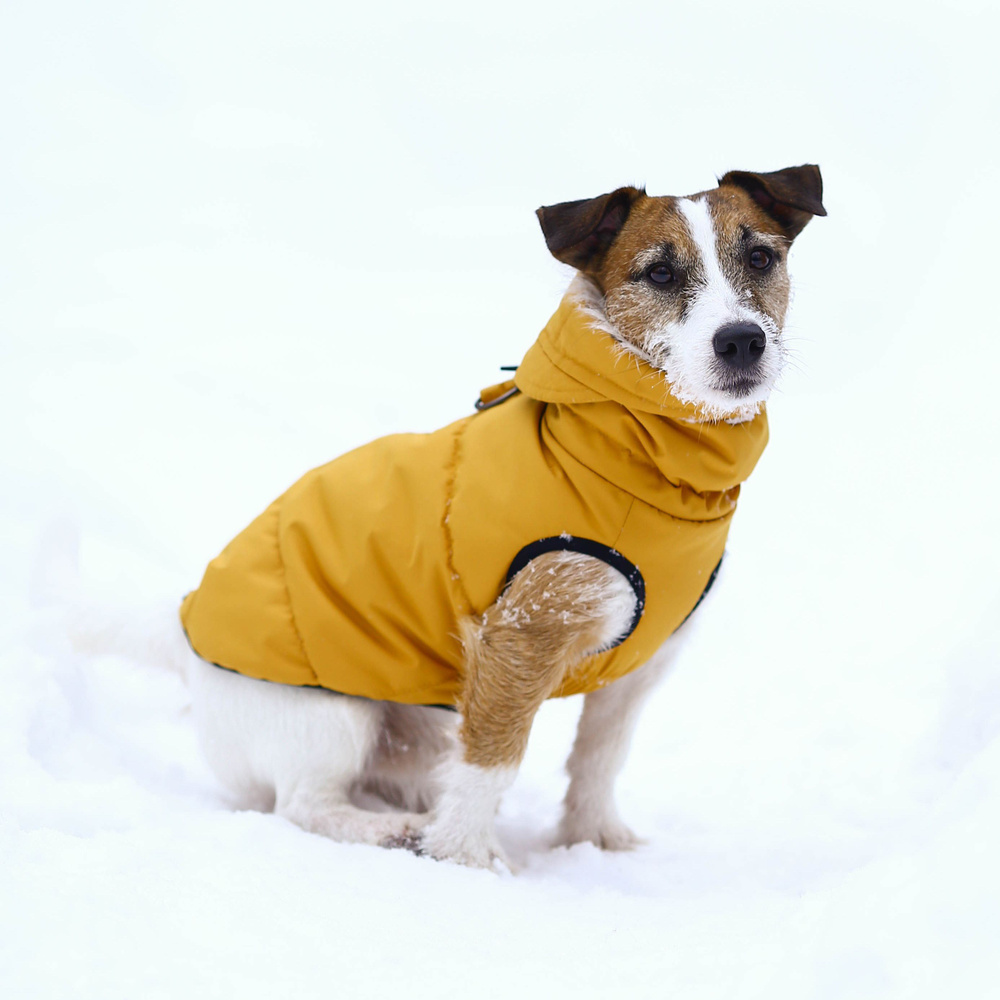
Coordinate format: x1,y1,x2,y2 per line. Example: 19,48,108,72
275,502,321,685
611,497,636,551
443,418,475,615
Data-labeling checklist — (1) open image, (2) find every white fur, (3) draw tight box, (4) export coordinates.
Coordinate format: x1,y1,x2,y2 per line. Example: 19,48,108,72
590,559,640,650
188,652,441,845
422,758,517,870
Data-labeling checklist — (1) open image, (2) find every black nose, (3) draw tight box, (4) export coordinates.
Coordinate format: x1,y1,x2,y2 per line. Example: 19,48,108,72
713,322,767,370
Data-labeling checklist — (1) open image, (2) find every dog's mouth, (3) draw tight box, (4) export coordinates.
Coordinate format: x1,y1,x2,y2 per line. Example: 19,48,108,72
712,372,766,399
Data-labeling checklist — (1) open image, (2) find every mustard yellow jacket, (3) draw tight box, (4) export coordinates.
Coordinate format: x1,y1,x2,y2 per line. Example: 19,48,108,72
180,296,768,707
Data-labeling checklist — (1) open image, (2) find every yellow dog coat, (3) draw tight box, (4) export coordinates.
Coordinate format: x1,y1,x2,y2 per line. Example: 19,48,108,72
180,296,768,706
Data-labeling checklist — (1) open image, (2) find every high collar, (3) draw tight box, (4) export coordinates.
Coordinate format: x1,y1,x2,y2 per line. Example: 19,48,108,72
514,295,769,519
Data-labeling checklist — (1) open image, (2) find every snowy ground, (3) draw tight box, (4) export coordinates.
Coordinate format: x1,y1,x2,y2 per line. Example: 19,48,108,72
2,2,999,998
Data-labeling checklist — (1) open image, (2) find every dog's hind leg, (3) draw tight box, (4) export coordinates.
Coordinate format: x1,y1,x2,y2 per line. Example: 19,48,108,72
188,656,426,848
360,703,458,814
275,781,427,849
422,550,637,869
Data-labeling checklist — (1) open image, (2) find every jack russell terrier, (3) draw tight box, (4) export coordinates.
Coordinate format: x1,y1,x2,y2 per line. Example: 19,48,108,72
144,165,824,870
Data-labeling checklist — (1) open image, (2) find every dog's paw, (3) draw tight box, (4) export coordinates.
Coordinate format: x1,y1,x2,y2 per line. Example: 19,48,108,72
377,814,429,854
421,824,511,872
554,812,645,852
439,843,512,873
381,830,425,854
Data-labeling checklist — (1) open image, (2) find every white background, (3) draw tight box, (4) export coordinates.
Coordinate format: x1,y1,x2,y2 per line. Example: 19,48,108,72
2,1,998,997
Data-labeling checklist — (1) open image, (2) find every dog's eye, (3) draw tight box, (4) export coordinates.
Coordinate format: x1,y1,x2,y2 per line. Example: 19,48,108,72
748,248,772,270
647,264,674,285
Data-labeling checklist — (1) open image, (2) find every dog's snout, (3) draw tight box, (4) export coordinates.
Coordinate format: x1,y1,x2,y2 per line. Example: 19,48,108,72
712,323,767,370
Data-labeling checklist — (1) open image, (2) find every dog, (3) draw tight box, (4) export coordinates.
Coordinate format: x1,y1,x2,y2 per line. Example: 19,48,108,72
161,165,825,870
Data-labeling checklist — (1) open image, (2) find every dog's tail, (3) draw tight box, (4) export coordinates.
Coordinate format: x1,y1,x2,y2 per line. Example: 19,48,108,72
31,518,193,683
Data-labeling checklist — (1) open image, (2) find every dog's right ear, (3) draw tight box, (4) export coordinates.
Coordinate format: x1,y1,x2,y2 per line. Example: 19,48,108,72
536,187,644,272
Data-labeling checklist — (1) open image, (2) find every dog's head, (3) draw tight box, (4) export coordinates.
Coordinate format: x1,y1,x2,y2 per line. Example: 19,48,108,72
537,165,826,419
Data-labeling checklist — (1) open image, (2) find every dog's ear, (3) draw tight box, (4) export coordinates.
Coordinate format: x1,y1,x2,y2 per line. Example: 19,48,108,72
536,187,644,272
719,165,826,241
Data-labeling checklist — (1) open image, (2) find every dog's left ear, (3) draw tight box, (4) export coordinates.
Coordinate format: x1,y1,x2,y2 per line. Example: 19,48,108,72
536,186,645,273
719,164,827,241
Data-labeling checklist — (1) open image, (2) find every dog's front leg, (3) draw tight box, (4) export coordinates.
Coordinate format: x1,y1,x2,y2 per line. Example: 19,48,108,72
556,637,682,850
422,551,638,870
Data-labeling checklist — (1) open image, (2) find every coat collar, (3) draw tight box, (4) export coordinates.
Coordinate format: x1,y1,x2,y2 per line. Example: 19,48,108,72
516,289,761,419
513,292,770,516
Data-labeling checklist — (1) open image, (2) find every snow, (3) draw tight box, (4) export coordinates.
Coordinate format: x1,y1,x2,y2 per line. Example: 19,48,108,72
2,1,1000,997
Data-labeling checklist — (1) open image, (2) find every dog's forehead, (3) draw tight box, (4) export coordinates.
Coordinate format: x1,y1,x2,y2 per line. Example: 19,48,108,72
609,186,785,272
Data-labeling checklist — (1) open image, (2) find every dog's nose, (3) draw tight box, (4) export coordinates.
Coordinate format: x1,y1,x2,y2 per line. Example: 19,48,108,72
712,323,767,370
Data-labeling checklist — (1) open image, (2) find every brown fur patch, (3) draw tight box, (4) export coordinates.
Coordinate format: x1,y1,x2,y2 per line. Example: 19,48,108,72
457,551,634,769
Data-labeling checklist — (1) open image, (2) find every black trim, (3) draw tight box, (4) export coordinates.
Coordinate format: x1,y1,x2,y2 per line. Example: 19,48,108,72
504,535,646,650
680,557,723,627
210,659,458,711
